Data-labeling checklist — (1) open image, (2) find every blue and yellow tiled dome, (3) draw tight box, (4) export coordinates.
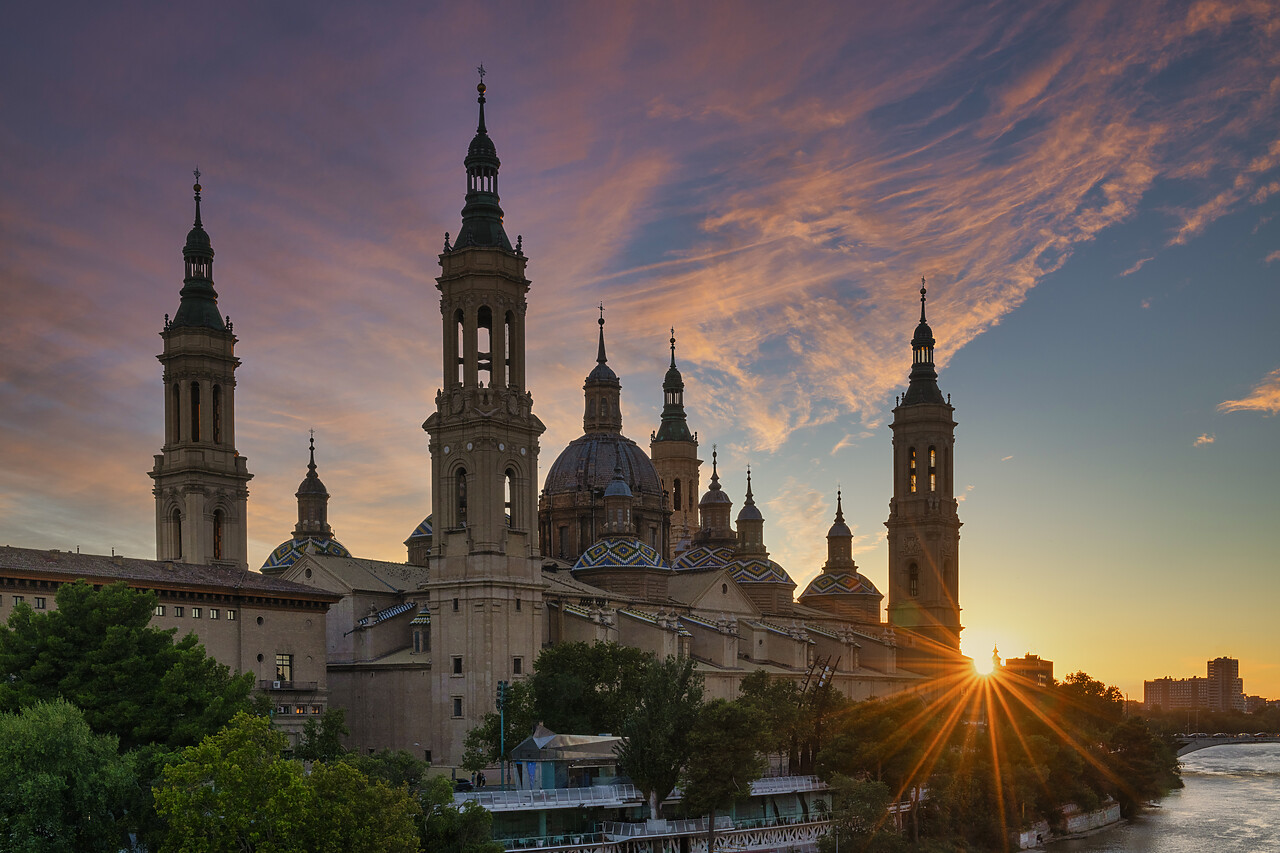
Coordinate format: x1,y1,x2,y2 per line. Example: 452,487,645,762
800,571,881,598
261,536,351,573
574,537,667,571
671,545,734,572
725,556,794,586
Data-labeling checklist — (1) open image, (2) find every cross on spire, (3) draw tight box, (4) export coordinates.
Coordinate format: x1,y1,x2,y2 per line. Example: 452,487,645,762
477,64,486,82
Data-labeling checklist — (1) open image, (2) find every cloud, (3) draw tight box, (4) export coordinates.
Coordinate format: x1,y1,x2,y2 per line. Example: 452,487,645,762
1218,369,1280,416
1141,298,1154,309
1194,433,1216,447
1265,250,1280,265
1121,257,1155,276
1001,455,1014,462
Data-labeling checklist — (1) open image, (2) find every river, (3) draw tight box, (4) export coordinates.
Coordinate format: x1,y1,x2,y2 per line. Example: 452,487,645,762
1050,742,1280,852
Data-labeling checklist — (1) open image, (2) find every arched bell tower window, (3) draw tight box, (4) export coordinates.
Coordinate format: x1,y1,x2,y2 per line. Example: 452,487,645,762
172,508,182,559
454,309,465,384
171,383,181,442
908,447,917,494
190,383,202,442
908,562,919,597
504,311,514,387
928,446,937,492
212,385,223,444
673,479,682,511
477,306,493,386
504,468,515,528
456,468,468,528
213,509,224,560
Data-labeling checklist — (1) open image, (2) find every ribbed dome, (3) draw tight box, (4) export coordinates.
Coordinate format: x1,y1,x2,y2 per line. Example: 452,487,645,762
587,361,619,384
574,536,667,571
185,224,212,252
543,434,662,497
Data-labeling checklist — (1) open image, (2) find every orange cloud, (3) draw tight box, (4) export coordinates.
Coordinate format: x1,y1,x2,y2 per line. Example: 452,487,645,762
1218,369,1280,416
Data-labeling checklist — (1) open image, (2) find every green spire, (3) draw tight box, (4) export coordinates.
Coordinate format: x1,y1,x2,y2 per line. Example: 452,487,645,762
901,278,945,406
453,69,512,251
655,327,693,442
170,170,228,332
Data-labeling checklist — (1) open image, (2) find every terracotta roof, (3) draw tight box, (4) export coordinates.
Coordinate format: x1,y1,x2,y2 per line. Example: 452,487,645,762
0,546,339,603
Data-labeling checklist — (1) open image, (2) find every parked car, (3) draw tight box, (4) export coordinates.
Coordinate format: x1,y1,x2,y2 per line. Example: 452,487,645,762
454,779,474,792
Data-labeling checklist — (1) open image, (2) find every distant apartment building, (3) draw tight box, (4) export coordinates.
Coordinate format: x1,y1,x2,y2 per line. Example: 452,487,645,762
1144,656,1246,712
1003,653,1054,687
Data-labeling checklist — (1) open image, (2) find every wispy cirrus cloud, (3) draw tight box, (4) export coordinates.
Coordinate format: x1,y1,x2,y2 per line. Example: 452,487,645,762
1219,369,1280,416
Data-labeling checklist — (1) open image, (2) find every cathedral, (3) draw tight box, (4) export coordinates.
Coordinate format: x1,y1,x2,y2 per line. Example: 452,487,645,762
1,79,967,770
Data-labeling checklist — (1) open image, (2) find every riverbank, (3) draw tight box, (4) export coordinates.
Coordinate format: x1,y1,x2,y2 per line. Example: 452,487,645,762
1009,802,1123,849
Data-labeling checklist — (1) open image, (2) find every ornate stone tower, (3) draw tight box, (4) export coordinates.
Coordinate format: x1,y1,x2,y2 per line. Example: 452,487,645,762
885,283,962,671
423,78,547,765
151,175,252,569
649,330,701,556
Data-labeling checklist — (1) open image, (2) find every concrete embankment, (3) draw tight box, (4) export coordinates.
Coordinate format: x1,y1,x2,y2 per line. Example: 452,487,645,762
1010,802,1123,849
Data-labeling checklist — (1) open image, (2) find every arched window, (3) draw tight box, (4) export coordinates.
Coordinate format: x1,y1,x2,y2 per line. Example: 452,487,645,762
454,309,465,384
190,383,201,442
171,384,181,442
213,509,224,560
504,311,514,386
477,306,493,386
172,508,182,559
456,469,468,528
928,446,937,492
908,447,917,493
673,479,682,511
908,563,919,597
212,385,223,444
505,468,515,528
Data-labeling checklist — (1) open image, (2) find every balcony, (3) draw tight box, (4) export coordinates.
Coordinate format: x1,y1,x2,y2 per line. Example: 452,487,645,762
258,679,319,692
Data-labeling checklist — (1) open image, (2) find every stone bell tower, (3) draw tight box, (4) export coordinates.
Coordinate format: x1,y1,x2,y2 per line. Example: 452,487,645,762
423,75,547,766
886,282,963,674
650,330,701,557
151,174,252,570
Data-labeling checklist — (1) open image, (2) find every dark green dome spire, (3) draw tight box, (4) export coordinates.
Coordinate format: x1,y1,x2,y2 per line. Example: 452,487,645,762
453,70,513,252
901,279,945,406
655,327,693,442
171,171,229,332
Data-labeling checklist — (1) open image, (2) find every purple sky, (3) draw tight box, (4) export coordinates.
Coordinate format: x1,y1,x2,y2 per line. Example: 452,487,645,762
2,1,1279,697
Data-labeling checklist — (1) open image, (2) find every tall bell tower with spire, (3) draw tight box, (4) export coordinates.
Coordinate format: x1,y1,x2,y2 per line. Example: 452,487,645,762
423,73,547,765
650,329,701,555
151,174,252,569
886,281,963,672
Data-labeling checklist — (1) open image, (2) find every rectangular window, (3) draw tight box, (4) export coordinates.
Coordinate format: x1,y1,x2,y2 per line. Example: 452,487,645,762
192,607,202,618
311,705,322,715
513,657,523,675
277,705,290,715
294,705,305,714
451,697,463,718
34,597,47,610
12,595,22,605
451,656,463,675
452,598,460,612
413,631,421,653
154,604,165,617
226,609,236,621
174,606,184,617
276,653,293,682
209,608,219,620
515,598,522,612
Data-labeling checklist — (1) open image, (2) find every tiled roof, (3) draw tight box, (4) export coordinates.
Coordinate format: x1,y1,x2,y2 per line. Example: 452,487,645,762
0,546,339,602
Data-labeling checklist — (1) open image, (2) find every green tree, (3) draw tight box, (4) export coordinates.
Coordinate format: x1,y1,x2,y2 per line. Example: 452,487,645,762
817,775,903,853
418,775,504,853
1104,716,1182,816
737,671,801,769
615,654,705,820
530,641,654,734
155,712,420,853
0,580,255,750
0,699,136,853
346,749,432,793
461,678,535,772
296,707,349,762
680,699,766,852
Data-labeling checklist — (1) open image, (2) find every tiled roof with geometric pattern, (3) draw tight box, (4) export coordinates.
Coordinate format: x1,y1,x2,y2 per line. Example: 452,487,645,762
671,545,734,572
573,536,667,571
724,556,795,586
261,536,351,573
798,571,882,599
406,516,432,540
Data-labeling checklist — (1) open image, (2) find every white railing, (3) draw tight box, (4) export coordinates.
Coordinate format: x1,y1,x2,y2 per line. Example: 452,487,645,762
460,783,642,811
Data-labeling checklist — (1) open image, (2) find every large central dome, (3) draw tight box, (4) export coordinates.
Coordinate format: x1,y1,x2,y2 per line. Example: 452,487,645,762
544,434,662,498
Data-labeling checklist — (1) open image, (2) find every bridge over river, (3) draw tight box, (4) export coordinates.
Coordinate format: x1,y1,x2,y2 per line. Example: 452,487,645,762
1174,734,1280,756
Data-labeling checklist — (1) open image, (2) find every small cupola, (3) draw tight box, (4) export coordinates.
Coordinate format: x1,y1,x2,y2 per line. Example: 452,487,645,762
583,306,623,433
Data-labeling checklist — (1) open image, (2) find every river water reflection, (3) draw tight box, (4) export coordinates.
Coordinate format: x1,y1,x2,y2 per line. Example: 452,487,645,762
1050,742,1280,852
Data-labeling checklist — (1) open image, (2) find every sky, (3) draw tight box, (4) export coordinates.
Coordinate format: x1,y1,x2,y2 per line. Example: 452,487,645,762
2,1,1278,700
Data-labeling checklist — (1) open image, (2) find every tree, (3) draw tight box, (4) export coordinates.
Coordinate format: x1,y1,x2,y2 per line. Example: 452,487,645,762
346,749,432,793
0,580,256,750
296,707,349,762
418,775,504,853
0,699,136,853
737,671,801,770
817,775,902,853
461,678,535,772
680,699,766,852
615,654,705,821
529,641,654,735
155,712,420,853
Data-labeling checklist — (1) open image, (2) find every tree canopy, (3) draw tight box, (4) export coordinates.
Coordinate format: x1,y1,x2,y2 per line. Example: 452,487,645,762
0,699,136,853
0,580,256,751
615,654,705,819
679,698,766,851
